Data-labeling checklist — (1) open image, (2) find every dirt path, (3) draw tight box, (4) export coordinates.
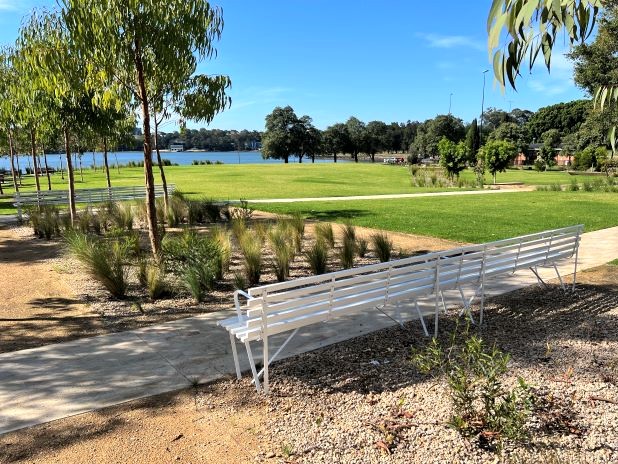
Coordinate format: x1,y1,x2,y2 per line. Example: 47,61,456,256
0,227,103,353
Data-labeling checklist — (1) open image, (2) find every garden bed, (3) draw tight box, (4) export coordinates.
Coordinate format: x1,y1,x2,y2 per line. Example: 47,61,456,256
1,265,616,463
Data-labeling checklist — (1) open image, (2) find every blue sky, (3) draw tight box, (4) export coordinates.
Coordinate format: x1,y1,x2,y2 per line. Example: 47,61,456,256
0,0,586,131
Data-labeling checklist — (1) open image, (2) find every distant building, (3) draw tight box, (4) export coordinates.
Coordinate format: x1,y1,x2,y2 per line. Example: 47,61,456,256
514,143,572,167
170,143,184,152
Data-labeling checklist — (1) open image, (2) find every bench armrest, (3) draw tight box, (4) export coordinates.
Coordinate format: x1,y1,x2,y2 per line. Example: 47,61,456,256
233,289,254,317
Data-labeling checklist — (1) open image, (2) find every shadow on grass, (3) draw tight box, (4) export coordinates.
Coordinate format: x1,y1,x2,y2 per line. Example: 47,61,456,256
290,208,371,222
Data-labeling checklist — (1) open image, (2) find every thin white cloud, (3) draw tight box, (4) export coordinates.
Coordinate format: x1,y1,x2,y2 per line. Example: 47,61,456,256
419,33,485,52
526,52,576,96
0,0,19,11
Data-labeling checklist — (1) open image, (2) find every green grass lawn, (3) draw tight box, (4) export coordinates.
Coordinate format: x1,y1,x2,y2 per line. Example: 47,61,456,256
0,162,585,216
251,191,618,243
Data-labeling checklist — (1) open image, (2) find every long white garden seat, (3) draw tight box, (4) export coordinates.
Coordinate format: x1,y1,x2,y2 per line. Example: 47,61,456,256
218,224,583,393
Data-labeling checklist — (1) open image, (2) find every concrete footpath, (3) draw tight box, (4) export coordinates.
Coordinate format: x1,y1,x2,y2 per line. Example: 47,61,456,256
248,188,532,203
0,226,617,435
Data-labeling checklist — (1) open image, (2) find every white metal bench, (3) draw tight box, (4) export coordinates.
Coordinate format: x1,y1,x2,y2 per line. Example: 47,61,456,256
219,224,583,394
13,184,175,220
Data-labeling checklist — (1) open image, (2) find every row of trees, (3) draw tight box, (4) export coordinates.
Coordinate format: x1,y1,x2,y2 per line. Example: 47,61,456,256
0,0,232,256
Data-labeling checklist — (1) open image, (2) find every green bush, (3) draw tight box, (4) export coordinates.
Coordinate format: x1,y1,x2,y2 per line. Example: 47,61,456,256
568,179,580,191
289,212,305,253
167,195,187,226
371,232,393,262
239,230,263,286
412,325,533,450
306,239,328,275
339,234,355,270
342,223,356,243
356,237,368,258
145,264,168,301
210,226,232,280
29,205,61,239
268,225,295,282
65,231,130,298
314,223,335,248
161,229,221,302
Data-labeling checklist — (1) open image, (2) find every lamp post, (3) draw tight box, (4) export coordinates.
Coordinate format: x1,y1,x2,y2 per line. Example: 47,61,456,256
480,69,489,146
448,93,453,115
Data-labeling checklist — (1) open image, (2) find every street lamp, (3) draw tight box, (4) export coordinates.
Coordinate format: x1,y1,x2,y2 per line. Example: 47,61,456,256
480,69,489,146
448,93,453,115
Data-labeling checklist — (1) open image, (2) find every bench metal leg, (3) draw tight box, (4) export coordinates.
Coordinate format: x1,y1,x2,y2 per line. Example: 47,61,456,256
572,247,579,293
229,333,241,380
244,340,261,392
530,266,548,289
252,328,300,383
415,301,429,337
553,264,566,292
262,335,270,395
434,293,440,338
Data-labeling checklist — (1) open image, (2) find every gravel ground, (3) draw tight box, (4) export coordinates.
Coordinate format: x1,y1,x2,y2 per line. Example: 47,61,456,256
249,272,618,463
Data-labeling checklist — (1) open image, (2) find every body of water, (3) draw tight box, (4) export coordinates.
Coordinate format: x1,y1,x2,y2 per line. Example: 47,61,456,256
0,151,347,171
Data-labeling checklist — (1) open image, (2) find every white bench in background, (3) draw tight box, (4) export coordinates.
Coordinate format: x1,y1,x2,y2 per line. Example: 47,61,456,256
219,224,583,393
13,184,175,220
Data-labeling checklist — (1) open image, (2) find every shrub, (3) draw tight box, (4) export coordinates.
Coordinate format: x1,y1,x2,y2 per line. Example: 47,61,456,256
145,264,168,301
161,230,221,302
65,231,130,298
233,271,247,291
306,239,328,275
167,195,186,226
210,226,232,280
289,212,305,253
231,199,253,221
342,223,356,242
371,232,393,262
29,205,61,239
339,234,355,269
106,202,134,231
231,217,247,244
582,180,594,192
549,183,562,192
239,230,263,286
412,325,533,450
568,179,580,191
356,237,369,258
314,223,335,248
268,225,295,282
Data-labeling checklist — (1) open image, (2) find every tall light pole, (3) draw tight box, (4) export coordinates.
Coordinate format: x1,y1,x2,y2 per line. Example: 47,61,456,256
480,69,489,145
448,92,453,115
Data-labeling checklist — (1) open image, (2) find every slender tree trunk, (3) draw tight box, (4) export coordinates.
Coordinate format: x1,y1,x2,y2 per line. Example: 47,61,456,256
59,155,64,180
78,152,84,182
103,137,111,189
15,153,22,186
114,153,120,174
63,126,77,223
311,155,315,163
92,150,96,172
284,156,288,164
299,155,302,164
354,152,358,163
42,150,52,190
30,128,41,192
371,153,375,163
334,153,337,163
7,129,19,193
134,37,161,257
153,113,169,212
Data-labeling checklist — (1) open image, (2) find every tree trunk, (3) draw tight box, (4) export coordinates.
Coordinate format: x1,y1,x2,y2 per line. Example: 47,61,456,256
115,153,120,174
311,155,315,163
134,37,161,257
370,153,375,163
493,172,496,184
103,137,111,189
15,153,22,185
78,152,84,182
92,150,96,172
153,113,169,212
7,129,19,192
334,153,337,163
59,155,64,180
64,126,77,223
353,152,358,163
30,128,41,192
299,155,303,164
42,150,52,190
284,156,288,164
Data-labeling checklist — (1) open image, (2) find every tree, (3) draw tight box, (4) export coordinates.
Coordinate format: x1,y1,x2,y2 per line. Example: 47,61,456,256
61,0,229,256
410,115,465,158
262,106,299,163
295,115,321,163
322,123,350,163
0,50,21,193
465,118,481,163
488,121,530,154
345,117,367,162
480,140,517,184
525,100,590,140
366,120,389,162
438,137,468,179
537,129,561,169
482,107,511,132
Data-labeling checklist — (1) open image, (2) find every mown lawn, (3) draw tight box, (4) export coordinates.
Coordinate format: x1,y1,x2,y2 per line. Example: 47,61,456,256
0,162,585,216
251,191,618,243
